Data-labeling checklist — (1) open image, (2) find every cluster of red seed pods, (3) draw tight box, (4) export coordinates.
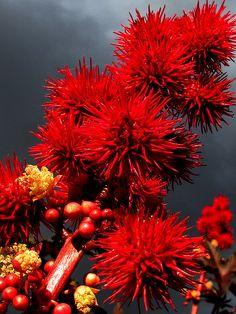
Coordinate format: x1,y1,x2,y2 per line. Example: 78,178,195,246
44,200,114,239
0,274,29,313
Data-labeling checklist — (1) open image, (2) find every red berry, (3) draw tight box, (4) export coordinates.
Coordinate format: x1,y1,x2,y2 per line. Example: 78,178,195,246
53,303,72,314
0,278,6,292
102,208,114,220
2,286,18,302
81,201,97,216
44,208,60,223
44,260,55,274
37,289,52,303
84,273,100,287
5,274,20,288
89,209,103,221
81,216,93,223
63,202,82,219
0,302,8,314
77,221,95,239
12,295,29,311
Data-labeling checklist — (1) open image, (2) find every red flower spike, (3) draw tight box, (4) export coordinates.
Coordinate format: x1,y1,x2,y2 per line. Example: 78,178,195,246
30,113,84,176
111,7,193,98
94,212,202,311
79,90,201,184
0,156,40,245
44,59,117,121
177,1,236,71
197,195,233,249
179,73,235,132
213,195,230,210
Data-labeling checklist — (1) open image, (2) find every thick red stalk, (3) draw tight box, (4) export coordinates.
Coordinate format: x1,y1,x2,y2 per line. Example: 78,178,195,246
44,236,84,300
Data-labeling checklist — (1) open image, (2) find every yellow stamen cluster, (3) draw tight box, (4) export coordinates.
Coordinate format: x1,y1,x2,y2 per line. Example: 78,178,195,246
18,165,55,201
14,249,41,274
191,290,201,299
0,243,27,277
211,239,218,248
205,281,213,290
74,285,97,314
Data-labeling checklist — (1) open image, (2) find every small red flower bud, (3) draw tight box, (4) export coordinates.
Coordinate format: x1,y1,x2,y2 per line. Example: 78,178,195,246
102,208,114,220
44,260,55,274
53,303,72,314
81,201,97,216
64,202,83,219
89,209,103,221
77,221,95,239
2,286,18,302
44,208,60,223
84,273,100,287
12,295,29,311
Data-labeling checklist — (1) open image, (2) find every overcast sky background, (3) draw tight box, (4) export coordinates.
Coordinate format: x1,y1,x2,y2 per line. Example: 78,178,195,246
0,0,236,313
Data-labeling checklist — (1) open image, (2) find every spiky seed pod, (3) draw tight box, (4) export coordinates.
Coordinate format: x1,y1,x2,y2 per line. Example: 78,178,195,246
79,89,201,185
94,211,203,311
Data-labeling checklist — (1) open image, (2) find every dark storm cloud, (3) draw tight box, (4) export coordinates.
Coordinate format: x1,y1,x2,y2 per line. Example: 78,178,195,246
0,1,236,313
0,0,116,159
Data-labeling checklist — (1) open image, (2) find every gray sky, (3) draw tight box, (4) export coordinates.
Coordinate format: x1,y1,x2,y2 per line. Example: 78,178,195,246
0,1,236,313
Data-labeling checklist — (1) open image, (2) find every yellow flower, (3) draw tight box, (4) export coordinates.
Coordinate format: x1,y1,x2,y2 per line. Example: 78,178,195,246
14,249,41,274
74,285,97,314
205,281,213,290
0,243,27,277
18,165,55,201
191,290,200,299
211,239,218,248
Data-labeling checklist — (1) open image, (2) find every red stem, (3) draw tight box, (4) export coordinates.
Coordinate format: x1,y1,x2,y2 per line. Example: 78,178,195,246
191,303,199,314
44,236,84,300
190,272,205,314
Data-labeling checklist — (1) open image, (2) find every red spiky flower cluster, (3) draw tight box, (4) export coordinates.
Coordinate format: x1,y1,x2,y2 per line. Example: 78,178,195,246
111,2,236,132
177,1,236,70
0,2,235,314
180,73,235,132
197,195,233,249
0,157,38,245
79,90,201,185
111,7,193,98
30,113,84,177
94,211,202,311
45,59,117,121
